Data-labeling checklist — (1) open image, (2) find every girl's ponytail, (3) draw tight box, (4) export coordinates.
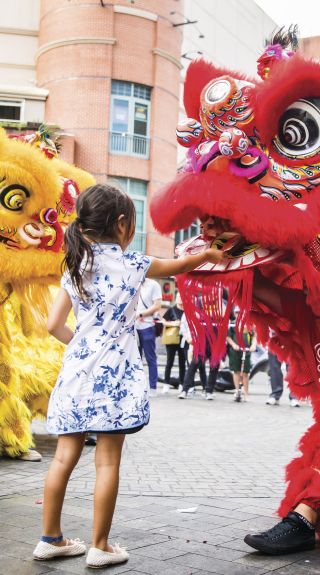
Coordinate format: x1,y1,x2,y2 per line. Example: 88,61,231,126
62,220,93,299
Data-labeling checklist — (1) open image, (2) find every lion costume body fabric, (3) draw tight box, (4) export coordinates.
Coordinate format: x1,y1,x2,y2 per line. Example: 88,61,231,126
151,34,320,516
0,127,94,457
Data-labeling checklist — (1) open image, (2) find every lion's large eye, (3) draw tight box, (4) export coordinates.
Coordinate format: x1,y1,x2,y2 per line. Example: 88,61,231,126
0,185,30,211
273,98,320,159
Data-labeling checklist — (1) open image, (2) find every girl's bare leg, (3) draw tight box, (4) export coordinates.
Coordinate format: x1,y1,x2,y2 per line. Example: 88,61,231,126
92,433,125,551
43,433,85,543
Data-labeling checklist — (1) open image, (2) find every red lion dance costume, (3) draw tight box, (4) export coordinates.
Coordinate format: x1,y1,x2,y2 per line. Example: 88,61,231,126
151,29,320,526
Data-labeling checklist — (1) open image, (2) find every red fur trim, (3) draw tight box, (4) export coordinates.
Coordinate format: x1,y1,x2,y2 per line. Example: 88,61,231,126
150,171,318,247
255,55,320,166
177,269,253,363
260,262,303,290
184,59,257,120
277,422,320,520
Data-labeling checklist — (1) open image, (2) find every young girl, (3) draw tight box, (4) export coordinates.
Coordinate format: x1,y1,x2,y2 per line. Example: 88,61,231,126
33,183,227,569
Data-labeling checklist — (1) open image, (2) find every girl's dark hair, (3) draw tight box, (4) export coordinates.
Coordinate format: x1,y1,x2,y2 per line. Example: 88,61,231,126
63,183,136,299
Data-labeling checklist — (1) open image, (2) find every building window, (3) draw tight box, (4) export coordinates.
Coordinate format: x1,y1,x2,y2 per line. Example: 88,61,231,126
175,221,201,246
109,80,151,159
112,177,147,252
0,99,24,122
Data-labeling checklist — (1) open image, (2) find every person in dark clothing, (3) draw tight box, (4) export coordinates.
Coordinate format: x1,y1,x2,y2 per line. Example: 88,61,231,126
266,351,300,407
162,293,186,393
179,358,219,399
179,333,219,400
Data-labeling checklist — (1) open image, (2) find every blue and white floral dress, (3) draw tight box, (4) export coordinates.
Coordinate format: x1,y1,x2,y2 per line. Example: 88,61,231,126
47,243,152,435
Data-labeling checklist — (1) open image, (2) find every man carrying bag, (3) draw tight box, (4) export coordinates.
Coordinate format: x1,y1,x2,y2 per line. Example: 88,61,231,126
136,278,162,396
162,293,186,393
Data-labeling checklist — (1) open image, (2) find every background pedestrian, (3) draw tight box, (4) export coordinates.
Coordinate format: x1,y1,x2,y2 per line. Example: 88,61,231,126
136,278,162,396
266,350,300,407
227,309,256,402
162,292,186,393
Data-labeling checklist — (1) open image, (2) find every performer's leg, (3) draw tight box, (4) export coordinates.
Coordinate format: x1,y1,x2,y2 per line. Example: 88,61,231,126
245,271,318,553
253,268,285,315
295,503,317,525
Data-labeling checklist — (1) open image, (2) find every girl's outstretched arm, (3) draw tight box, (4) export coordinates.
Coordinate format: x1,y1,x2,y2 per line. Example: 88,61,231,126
47,288,74,344
146,247,227,279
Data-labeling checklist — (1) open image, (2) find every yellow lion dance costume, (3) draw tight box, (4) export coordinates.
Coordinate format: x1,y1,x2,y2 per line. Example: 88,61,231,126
0,126,94,457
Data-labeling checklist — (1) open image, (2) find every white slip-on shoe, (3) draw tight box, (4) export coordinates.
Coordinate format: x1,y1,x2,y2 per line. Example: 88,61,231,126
33,538,86,560
18,449,42,462
86,543,129,568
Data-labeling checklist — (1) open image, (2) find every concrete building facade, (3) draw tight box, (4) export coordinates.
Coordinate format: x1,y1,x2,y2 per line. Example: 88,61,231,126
181,0,276,77
0,0,47,126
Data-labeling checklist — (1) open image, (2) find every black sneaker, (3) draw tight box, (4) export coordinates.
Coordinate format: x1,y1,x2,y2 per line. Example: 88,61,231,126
244,512,316,555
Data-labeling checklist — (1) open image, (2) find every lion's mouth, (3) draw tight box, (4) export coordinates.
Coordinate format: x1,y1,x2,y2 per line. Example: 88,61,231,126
176,233,283,272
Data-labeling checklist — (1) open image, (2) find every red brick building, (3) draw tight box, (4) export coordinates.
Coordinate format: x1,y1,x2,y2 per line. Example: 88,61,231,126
36,0,183,257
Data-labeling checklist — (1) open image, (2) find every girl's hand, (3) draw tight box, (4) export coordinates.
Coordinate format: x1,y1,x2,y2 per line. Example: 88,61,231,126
204,247,229,264
249,344,257,352
147,245,230,279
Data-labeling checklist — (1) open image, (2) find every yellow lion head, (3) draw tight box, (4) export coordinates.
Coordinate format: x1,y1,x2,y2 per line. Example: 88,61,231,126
0,127,95,322
0,127,95,283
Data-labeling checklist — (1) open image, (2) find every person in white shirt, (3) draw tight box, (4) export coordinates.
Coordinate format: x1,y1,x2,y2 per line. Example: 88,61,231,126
136,278,162,394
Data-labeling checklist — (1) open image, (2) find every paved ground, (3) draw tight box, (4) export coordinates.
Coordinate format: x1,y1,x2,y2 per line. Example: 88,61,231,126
1,373,320,575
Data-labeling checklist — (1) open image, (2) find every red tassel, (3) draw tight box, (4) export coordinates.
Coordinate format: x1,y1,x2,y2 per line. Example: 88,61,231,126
177,269,254,365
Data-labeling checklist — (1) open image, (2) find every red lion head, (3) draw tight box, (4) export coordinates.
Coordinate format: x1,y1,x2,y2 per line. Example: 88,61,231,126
150,39,320,372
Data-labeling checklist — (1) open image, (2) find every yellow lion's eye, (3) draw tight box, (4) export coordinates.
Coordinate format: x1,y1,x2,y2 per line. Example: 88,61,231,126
0,185,30,212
